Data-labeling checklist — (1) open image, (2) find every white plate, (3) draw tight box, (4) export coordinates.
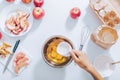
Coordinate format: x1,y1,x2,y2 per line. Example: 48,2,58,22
94,54,115,78
0,4,33,37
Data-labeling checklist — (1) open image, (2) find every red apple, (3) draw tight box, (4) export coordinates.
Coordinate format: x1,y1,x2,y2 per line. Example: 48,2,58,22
6,0,15,2
22,0,32,4
34,0,44,7
0,32,2,40
70,7,81,19
32,7,45,19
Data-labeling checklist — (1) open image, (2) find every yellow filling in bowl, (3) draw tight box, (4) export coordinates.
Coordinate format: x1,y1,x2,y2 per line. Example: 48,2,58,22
46,39,68,65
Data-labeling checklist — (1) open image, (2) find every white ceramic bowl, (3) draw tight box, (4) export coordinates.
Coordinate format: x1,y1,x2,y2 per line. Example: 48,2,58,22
0,4,33,37
94,54,116,78
57,41,72,57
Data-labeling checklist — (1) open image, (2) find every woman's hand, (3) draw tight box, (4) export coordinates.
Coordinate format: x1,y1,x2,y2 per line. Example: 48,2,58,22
70,50,92,71
70,50,103,80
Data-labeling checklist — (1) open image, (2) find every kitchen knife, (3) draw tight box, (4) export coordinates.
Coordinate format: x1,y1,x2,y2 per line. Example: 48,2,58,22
3,40,20,73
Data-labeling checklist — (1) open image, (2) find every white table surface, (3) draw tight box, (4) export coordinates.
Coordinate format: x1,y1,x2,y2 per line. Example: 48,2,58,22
0,0,120,80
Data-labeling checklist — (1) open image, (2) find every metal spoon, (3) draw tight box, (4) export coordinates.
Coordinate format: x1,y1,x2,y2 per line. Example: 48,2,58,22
111,61,120,65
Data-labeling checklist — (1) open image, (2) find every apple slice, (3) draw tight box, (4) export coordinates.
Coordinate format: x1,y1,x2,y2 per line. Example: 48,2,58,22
14,52,29,74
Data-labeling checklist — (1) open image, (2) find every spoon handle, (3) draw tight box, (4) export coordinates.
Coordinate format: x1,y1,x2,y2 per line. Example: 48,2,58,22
111,61,120,65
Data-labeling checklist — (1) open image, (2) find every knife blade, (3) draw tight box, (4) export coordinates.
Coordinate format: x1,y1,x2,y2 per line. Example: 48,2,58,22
3,40,20,73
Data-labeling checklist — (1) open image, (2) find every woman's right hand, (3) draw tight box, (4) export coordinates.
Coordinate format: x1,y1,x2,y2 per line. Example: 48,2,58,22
70,50,92,71
70,50,103,80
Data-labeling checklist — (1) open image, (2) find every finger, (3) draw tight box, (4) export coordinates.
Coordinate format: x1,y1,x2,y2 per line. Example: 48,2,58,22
80,51,85,55
81,51,87,56
70,51,79,62
72,50,81,57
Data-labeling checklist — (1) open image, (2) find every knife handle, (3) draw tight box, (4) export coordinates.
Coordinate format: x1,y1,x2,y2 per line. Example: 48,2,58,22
13,40,20,53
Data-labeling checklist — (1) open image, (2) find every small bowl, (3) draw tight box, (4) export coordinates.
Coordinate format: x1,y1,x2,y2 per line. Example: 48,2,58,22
91,25,118,49
96,25,118,44
42,35,74,68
